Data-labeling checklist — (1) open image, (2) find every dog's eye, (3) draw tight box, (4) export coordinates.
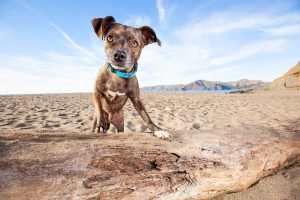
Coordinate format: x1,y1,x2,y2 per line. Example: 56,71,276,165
107,35,114,42
132,40,138,47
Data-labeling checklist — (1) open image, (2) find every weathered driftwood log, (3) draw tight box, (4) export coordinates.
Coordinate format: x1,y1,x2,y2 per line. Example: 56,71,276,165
0,126,299,200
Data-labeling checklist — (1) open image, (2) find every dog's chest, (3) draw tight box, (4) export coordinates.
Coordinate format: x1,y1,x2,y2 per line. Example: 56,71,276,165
104,80,127,101
106,90,126,100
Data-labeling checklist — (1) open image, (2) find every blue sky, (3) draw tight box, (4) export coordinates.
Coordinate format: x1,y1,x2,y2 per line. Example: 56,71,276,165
0,0,300,94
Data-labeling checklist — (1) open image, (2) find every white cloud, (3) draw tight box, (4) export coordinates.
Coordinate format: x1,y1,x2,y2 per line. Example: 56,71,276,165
134,9,300,87
0,67,97,94
0,23,105,94
138,38,288,86
50,23,100,65
0,55,44,67
263,24,300,36
192,66,239,81
175,12,300,37
0,51,100,94
208,39,287,66
124,16,151,27
156,0,166,21
137,9,296,86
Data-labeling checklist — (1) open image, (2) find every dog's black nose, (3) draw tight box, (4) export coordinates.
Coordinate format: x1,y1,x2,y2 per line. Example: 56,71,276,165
113,50,127,63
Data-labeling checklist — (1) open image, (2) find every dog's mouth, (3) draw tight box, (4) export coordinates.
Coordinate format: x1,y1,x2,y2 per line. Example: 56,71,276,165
108,59,133,70
110,62,127,69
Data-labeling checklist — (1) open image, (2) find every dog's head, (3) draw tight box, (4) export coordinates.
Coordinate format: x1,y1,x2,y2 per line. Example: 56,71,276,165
91,16,161,71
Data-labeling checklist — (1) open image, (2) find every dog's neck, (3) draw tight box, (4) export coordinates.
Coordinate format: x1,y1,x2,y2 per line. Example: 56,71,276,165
107,63,138,79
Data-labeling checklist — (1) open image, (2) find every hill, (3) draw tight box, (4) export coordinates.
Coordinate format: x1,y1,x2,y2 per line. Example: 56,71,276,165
269,61,300,89
142,79,268,91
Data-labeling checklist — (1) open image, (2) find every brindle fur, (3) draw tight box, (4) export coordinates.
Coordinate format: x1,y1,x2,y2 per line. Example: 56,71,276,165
91,16,161,133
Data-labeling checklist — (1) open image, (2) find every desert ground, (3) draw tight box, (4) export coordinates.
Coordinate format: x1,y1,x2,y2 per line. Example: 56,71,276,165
0,90,299,199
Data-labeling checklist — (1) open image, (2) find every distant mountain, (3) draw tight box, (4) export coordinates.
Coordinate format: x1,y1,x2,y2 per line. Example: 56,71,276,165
268,61,300,89
142,79,269,91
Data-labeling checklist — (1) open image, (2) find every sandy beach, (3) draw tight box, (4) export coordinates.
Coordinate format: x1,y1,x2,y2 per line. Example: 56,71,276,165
0,90,299,199
1,91,300,133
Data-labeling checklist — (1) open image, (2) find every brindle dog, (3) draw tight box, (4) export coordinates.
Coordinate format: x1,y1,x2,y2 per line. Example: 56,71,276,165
91,16,169,138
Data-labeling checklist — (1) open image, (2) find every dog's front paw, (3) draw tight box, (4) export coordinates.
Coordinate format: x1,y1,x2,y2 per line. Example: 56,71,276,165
92,116,100,133
92,113,110,133
148,123,161,132
92,121,110,133
153,130,172,140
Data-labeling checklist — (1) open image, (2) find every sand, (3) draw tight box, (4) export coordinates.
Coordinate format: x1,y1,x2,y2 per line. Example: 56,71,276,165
0,90,299,199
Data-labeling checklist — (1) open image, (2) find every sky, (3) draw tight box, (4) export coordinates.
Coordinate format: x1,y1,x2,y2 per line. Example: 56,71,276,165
0,0,300,94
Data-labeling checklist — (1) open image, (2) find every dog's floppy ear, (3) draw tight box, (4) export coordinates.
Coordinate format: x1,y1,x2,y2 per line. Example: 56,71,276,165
139,26,161,46
91,16,116,39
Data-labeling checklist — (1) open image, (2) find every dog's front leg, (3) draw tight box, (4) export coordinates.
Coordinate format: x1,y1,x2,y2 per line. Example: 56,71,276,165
129,96,161,132
92,91,110,133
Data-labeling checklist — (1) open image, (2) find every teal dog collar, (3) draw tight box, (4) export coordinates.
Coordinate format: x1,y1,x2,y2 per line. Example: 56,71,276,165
108,64,137,79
